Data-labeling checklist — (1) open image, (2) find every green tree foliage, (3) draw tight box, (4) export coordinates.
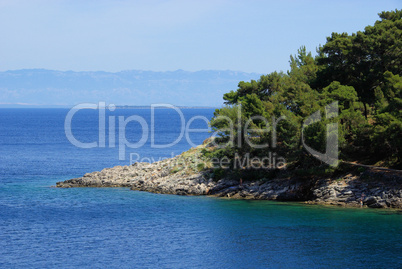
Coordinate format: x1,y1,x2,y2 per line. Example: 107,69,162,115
209,9,402,171
315,9,402,117
371,72,402,164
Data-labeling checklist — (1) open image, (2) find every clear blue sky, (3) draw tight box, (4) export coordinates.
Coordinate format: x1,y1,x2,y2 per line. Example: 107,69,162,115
0,0,400,74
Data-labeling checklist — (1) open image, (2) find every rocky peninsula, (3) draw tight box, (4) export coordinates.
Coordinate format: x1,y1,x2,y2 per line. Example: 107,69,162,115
56,142,402,209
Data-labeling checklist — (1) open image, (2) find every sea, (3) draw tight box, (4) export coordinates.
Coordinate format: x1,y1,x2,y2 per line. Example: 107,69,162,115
0,108,401,268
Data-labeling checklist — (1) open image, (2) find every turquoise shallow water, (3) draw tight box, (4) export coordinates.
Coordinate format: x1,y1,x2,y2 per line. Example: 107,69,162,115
0,109,401,268
1,179,401,268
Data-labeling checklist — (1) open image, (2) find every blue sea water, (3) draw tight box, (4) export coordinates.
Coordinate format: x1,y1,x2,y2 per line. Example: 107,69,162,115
0,108,401,269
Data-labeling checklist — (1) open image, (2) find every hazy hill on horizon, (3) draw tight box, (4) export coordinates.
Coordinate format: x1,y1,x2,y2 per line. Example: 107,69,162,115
0,69,261,107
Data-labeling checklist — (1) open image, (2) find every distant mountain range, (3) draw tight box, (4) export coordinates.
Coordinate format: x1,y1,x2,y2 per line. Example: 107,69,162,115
0,69,262,107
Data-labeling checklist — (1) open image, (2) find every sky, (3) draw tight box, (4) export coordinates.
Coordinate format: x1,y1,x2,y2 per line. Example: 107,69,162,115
0,0,400,74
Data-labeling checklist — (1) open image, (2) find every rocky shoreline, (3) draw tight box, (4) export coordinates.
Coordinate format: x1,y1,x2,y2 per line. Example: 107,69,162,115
56,145,402,209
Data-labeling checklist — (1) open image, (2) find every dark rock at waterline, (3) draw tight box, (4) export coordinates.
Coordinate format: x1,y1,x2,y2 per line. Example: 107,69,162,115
55,144,402,209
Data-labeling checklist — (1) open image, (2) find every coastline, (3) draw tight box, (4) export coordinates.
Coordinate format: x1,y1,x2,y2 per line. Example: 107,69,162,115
56,143,402,210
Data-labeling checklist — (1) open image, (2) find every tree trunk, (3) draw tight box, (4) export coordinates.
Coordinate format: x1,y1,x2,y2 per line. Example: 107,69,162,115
363,102,368,119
